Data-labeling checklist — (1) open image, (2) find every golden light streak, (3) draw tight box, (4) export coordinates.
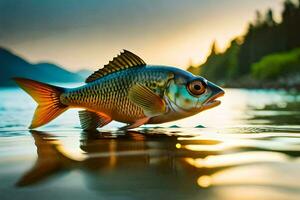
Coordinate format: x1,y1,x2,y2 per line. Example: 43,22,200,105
197,175,212,188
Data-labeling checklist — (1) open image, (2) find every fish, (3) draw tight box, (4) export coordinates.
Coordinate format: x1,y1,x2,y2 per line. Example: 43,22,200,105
14,50,224,130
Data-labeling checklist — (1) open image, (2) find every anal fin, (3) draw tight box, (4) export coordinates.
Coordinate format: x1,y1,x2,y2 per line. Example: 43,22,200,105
79,110,111,131
120,117,149,130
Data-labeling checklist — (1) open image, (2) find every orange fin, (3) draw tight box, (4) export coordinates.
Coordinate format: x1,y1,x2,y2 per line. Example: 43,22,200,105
120,117,150,130
128,84,166,117
78,110,112,131
13,77,68,129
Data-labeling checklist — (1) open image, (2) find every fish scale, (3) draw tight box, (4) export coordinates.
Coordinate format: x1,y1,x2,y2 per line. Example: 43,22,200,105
61,67,171,123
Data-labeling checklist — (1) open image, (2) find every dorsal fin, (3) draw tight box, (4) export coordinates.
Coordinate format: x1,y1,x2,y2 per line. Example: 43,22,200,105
85,50,147,83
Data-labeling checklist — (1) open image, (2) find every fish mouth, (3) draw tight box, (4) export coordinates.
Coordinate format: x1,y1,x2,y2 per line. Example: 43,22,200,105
202,90,225,110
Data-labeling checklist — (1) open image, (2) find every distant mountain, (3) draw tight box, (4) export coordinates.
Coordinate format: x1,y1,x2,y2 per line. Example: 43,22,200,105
0,47,83,86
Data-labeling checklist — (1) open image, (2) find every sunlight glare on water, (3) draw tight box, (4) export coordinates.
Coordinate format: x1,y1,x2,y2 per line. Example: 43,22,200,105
0,87,300,200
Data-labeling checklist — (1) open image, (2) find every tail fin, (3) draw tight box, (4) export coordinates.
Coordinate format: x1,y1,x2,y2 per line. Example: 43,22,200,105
13,77,68,129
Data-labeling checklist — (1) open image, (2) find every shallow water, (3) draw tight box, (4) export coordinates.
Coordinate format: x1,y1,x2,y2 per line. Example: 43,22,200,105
0,87,300,200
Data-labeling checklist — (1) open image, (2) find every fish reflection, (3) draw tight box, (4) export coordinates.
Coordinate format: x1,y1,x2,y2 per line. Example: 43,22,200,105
16,129,300,198
16,130,230,189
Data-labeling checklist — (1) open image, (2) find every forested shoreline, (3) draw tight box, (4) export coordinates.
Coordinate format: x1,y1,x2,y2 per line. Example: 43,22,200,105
188,0,300,90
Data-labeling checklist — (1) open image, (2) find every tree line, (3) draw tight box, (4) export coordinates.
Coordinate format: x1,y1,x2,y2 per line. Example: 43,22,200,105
188,0,300,89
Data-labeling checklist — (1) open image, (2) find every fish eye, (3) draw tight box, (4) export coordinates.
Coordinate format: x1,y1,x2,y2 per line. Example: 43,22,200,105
187,80,206,96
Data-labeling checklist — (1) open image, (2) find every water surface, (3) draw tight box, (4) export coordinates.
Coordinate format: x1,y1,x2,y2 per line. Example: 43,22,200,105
0,87,300,200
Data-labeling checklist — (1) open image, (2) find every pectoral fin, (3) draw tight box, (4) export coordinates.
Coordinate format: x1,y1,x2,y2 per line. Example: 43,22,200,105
128,84,166,117
78,110,112,131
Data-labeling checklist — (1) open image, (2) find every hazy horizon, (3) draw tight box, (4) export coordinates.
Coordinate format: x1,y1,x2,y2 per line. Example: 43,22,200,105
0,0,283,72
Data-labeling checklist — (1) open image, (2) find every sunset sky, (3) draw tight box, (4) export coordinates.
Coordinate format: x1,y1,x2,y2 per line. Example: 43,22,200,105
0,0,283,71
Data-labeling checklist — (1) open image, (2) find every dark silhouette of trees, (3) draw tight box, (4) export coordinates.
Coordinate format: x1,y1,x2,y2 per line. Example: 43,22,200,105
265,9,276,27
188,0,300,88
282,0,300,49
237,7,284,76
